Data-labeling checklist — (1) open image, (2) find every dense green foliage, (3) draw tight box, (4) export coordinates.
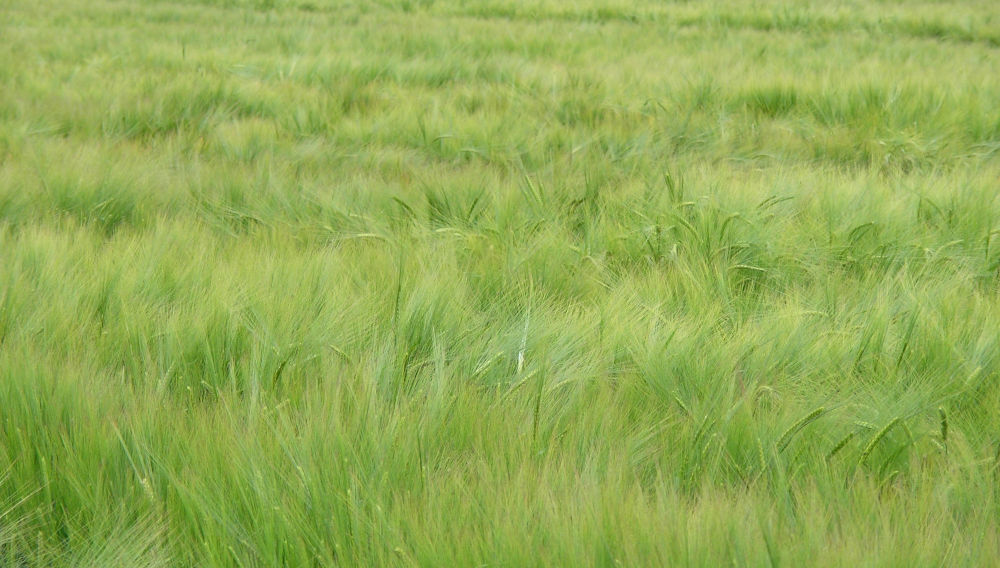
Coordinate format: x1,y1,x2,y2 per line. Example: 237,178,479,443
2,0,1000,564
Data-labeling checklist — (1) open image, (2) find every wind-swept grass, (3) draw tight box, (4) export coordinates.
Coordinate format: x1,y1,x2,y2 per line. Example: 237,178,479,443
2,0,1000,565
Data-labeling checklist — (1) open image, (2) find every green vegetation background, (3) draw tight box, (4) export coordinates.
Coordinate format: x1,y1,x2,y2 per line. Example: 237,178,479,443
2,0,1000,564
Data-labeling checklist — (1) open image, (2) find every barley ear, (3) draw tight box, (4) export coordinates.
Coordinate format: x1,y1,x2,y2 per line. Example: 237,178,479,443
776,407,825,453
859,417,900,465
827,431,855,461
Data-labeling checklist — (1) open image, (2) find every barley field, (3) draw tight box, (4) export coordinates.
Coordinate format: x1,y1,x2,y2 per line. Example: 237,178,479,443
2,0,1000,565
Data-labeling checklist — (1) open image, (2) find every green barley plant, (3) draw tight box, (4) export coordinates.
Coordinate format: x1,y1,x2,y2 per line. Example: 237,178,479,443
2,0,1000,564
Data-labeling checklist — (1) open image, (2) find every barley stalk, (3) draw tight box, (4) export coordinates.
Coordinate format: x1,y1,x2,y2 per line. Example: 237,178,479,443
938,407,948,445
